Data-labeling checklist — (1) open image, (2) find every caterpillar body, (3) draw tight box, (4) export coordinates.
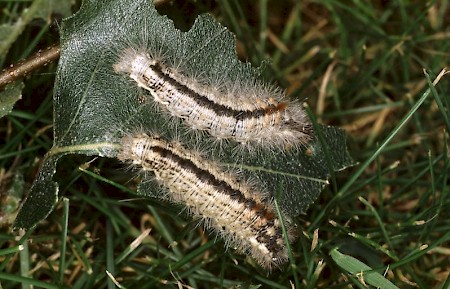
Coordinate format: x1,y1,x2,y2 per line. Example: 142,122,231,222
113,49,312,151
117,133,295,269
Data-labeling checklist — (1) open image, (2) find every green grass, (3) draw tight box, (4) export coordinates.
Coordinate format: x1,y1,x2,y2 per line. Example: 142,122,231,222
1,0,449,288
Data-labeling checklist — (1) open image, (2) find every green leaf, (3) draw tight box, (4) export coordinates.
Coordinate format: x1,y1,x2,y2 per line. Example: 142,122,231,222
0,82,23,119
0,0,74,61
14,0,353,229
34,0,76,21
330,248,399,289
0,171,25,227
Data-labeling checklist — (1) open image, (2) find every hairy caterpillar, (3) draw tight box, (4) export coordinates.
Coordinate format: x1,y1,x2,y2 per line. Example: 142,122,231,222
113,48,313,151
117,133,295,269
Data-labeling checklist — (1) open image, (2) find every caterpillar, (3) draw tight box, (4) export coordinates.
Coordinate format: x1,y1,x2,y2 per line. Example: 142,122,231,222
113,48,312,151
117,133,295,269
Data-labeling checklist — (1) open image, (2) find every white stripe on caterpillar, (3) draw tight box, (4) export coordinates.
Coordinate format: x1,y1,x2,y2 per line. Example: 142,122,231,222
117,133,295,269
113,49,312,150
